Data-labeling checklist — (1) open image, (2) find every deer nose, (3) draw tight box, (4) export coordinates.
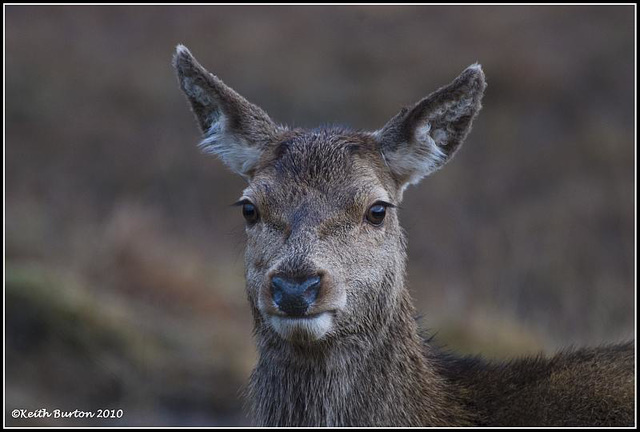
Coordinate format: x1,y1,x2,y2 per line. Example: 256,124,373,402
271,275,321,317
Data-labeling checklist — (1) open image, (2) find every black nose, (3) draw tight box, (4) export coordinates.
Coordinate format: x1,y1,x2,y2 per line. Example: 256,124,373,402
271,275,321,317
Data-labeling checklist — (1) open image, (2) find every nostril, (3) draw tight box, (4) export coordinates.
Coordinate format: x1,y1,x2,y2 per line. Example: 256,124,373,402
301,276,321,302
272,283,284,305
270,275,322,316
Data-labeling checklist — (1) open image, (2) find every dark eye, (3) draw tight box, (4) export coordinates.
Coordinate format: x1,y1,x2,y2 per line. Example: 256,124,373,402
366,203,387,226
242,202,259,224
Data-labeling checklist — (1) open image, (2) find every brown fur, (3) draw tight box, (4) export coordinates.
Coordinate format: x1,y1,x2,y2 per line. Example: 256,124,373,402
173,45,635,427
436,342,634,426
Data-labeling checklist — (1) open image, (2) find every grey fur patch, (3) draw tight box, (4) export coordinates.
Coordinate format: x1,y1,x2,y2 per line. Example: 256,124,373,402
199,114,263,177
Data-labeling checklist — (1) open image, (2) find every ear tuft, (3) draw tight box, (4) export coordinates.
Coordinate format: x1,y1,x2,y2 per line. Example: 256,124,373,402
172,44,200,82
197,114,264,176
173,44,191,65
175,43,191,57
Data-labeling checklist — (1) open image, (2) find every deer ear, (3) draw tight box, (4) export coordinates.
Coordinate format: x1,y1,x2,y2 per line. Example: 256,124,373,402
376,64,486,188
173,44,282,178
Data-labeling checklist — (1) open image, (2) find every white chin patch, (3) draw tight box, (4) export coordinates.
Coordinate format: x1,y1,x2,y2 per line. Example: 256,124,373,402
268,312,333,343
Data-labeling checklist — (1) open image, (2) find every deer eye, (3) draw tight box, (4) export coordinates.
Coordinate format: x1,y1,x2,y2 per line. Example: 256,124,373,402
366,203,387,226
242,202,259,224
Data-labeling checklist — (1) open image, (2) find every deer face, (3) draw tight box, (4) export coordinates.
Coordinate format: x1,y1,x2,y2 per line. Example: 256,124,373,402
174,45,485,344
240,130,406,343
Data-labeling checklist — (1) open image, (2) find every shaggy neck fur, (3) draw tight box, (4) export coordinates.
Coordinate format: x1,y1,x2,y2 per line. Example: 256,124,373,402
246,287,474,427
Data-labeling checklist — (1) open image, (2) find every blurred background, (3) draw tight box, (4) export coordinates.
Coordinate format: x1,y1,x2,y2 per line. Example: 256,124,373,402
5,5,635,426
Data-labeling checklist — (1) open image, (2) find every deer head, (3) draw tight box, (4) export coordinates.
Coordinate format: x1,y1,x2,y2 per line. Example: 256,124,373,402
174,45,486,345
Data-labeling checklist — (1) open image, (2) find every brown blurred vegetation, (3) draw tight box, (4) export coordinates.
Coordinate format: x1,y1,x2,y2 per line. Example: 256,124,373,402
5,5,635,426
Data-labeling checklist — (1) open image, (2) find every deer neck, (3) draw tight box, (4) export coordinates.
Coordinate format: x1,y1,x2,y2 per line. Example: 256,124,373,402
247,290,471,427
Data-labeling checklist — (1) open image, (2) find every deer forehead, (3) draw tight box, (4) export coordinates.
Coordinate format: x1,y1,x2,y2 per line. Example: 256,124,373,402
259,129,390,176
243,130,396,210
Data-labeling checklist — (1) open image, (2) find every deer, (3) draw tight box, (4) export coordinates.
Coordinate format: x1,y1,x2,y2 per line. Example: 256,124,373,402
172,45,635,427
